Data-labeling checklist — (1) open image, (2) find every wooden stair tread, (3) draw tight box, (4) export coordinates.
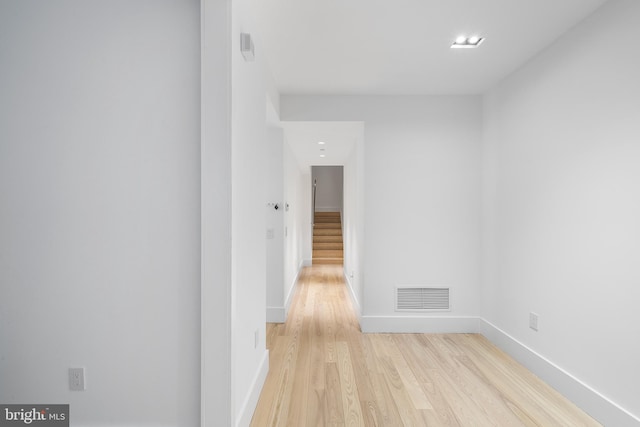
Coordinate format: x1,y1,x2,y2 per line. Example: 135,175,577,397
313,250,344,257
312,258,343,265
313,242,343,250
314,223,342,229
313,229,342,236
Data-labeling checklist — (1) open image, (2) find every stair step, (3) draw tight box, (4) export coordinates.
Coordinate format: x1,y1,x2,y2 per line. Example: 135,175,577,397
314,212,341,223
314,218,341,224
313,228,342,236
314,223,341,229
313,241,343,251
314,211,340,217
313,249,344,258
313,235,343,244
312,257,343,265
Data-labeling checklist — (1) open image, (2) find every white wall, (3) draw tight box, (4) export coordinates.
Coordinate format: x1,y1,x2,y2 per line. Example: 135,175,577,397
312,166,343,213
283,139,312,303
343,134,366,315
481,0,640,424
0,1,201,425
266,128,285,322
281,96,483,332
230,0,272,423
201,0,233,424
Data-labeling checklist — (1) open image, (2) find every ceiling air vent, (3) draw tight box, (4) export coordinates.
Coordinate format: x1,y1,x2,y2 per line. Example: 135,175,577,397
395,287,450,312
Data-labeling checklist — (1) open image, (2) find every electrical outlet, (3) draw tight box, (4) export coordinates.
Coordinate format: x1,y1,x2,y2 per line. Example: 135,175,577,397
529,312,539,331
69,367,86,391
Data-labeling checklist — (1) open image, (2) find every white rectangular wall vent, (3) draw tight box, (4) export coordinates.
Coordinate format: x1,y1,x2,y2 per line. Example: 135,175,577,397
395,287,450,311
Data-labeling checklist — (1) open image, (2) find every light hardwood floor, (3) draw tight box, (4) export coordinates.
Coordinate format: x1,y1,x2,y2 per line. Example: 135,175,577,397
250,265,600,426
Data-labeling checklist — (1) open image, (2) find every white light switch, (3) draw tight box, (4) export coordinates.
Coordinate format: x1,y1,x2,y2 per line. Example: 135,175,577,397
266,228,275,239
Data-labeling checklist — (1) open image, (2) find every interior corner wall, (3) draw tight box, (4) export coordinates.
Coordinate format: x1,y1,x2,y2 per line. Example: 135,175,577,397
481,0,640,423
281,95,483,332
0,1,201,425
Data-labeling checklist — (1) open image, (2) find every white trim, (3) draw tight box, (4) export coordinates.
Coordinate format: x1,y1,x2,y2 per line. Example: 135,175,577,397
284,282,295,318
283,260,305,318
235,350,270,427
480,319,640,427
360,315,479,333
343,271,361,320
268,259,309,327
266,306,285,323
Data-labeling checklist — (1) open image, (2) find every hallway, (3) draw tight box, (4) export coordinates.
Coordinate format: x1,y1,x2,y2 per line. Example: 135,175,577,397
251,265,600,426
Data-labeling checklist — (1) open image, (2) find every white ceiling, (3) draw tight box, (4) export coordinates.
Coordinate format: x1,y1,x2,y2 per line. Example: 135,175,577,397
282,121,363,168
262,0,609,168
256,0,608,95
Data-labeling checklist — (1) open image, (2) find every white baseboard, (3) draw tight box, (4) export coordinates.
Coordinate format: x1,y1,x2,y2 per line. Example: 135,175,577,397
283,259,308,320
266,306,285,323
342,271,361,320
360,315,480,334
268,259,308,324
283,276,296,319
236,349,269,427
480,319,640,427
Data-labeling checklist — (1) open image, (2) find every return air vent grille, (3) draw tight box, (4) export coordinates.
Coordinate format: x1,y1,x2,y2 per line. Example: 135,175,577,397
395,287,450,311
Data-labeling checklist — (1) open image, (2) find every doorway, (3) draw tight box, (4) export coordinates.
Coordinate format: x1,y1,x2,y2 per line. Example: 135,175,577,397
311,166,344,265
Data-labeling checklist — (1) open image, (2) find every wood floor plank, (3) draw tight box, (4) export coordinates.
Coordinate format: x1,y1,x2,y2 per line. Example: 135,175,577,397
369,335,425,426
396,334,463,426
250,265,601,427
345,335,375,401
307,388,327,427
361,337,404,426
336,341,364,426
286,324,311,425
378,334,432,410
325,362,346,426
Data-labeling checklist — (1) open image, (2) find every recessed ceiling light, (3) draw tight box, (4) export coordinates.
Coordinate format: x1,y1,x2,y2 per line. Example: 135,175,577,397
468,35,480,44
451,35,485,49
320,154,326,158
318,141,325,145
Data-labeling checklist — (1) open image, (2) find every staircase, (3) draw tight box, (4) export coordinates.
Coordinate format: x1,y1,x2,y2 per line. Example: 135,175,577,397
312,212,343,265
